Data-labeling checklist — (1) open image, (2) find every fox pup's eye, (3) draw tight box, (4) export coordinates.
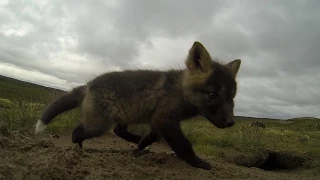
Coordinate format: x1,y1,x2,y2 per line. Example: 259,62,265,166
208,92,218,99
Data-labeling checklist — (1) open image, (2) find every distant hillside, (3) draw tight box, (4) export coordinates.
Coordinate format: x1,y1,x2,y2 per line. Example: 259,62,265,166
235,116,279,121
235,115,319,122
0,75,65,103
288,117,320,121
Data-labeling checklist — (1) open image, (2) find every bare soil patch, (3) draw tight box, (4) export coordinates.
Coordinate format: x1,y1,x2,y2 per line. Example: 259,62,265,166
0,123,318,180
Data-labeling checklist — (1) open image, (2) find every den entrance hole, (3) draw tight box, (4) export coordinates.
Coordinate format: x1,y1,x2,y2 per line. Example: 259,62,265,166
223,150,309,172
252,151,308,171
259,152,303,171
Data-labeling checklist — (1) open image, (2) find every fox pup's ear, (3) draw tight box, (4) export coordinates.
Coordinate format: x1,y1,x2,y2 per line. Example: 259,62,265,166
185,41,212,73
226,59,241,77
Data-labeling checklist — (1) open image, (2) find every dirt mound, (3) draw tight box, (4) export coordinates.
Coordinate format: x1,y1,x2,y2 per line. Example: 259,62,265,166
0,125,319,180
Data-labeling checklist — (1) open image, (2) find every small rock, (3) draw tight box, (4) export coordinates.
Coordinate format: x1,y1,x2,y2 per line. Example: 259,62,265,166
50,134,60,138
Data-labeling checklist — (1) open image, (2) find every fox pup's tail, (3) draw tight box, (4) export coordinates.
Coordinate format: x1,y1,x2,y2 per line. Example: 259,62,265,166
35,85,87,134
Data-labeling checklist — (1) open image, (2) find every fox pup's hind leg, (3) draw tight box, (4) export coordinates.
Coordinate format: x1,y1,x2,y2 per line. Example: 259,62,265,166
72,122,112,149
113,124,143,144
155,121,211,170
72,111,114,149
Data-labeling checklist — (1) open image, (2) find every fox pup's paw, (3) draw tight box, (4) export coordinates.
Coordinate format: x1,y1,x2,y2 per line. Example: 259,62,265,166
195,160,212,170
131,148,151,157
187,157,212,170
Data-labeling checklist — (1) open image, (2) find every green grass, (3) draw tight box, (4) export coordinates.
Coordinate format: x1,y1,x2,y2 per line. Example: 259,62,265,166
0,75,77,132
179,117,320,172
126,116,320,173
0,97,80,133
182,117,320,152
1,74,320,173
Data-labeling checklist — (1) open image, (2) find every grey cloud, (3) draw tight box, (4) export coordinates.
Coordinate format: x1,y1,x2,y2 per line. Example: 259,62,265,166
0,0,319,119
195,0,320,77
235,74,320,119
115,0,226,37
71,0,230,69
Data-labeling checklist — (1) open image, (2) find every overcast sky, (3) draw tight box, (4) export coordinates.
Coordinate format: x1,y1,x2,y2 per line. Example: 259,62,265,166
0,0,319,119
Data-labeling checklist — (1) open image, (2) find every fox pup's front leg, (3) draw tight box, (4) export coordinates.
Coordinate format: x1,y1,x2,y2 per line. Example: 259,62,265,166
155,120,211,170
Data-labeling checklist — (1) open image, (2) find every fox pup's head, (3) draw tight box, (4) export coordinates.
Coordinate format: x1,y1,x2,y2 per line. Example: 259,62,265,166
182,41,241,128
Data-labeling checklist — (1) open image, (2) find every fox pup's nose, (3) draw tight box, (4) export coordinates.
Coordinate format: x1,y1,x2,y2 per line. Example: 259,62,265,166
226,119,235,127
